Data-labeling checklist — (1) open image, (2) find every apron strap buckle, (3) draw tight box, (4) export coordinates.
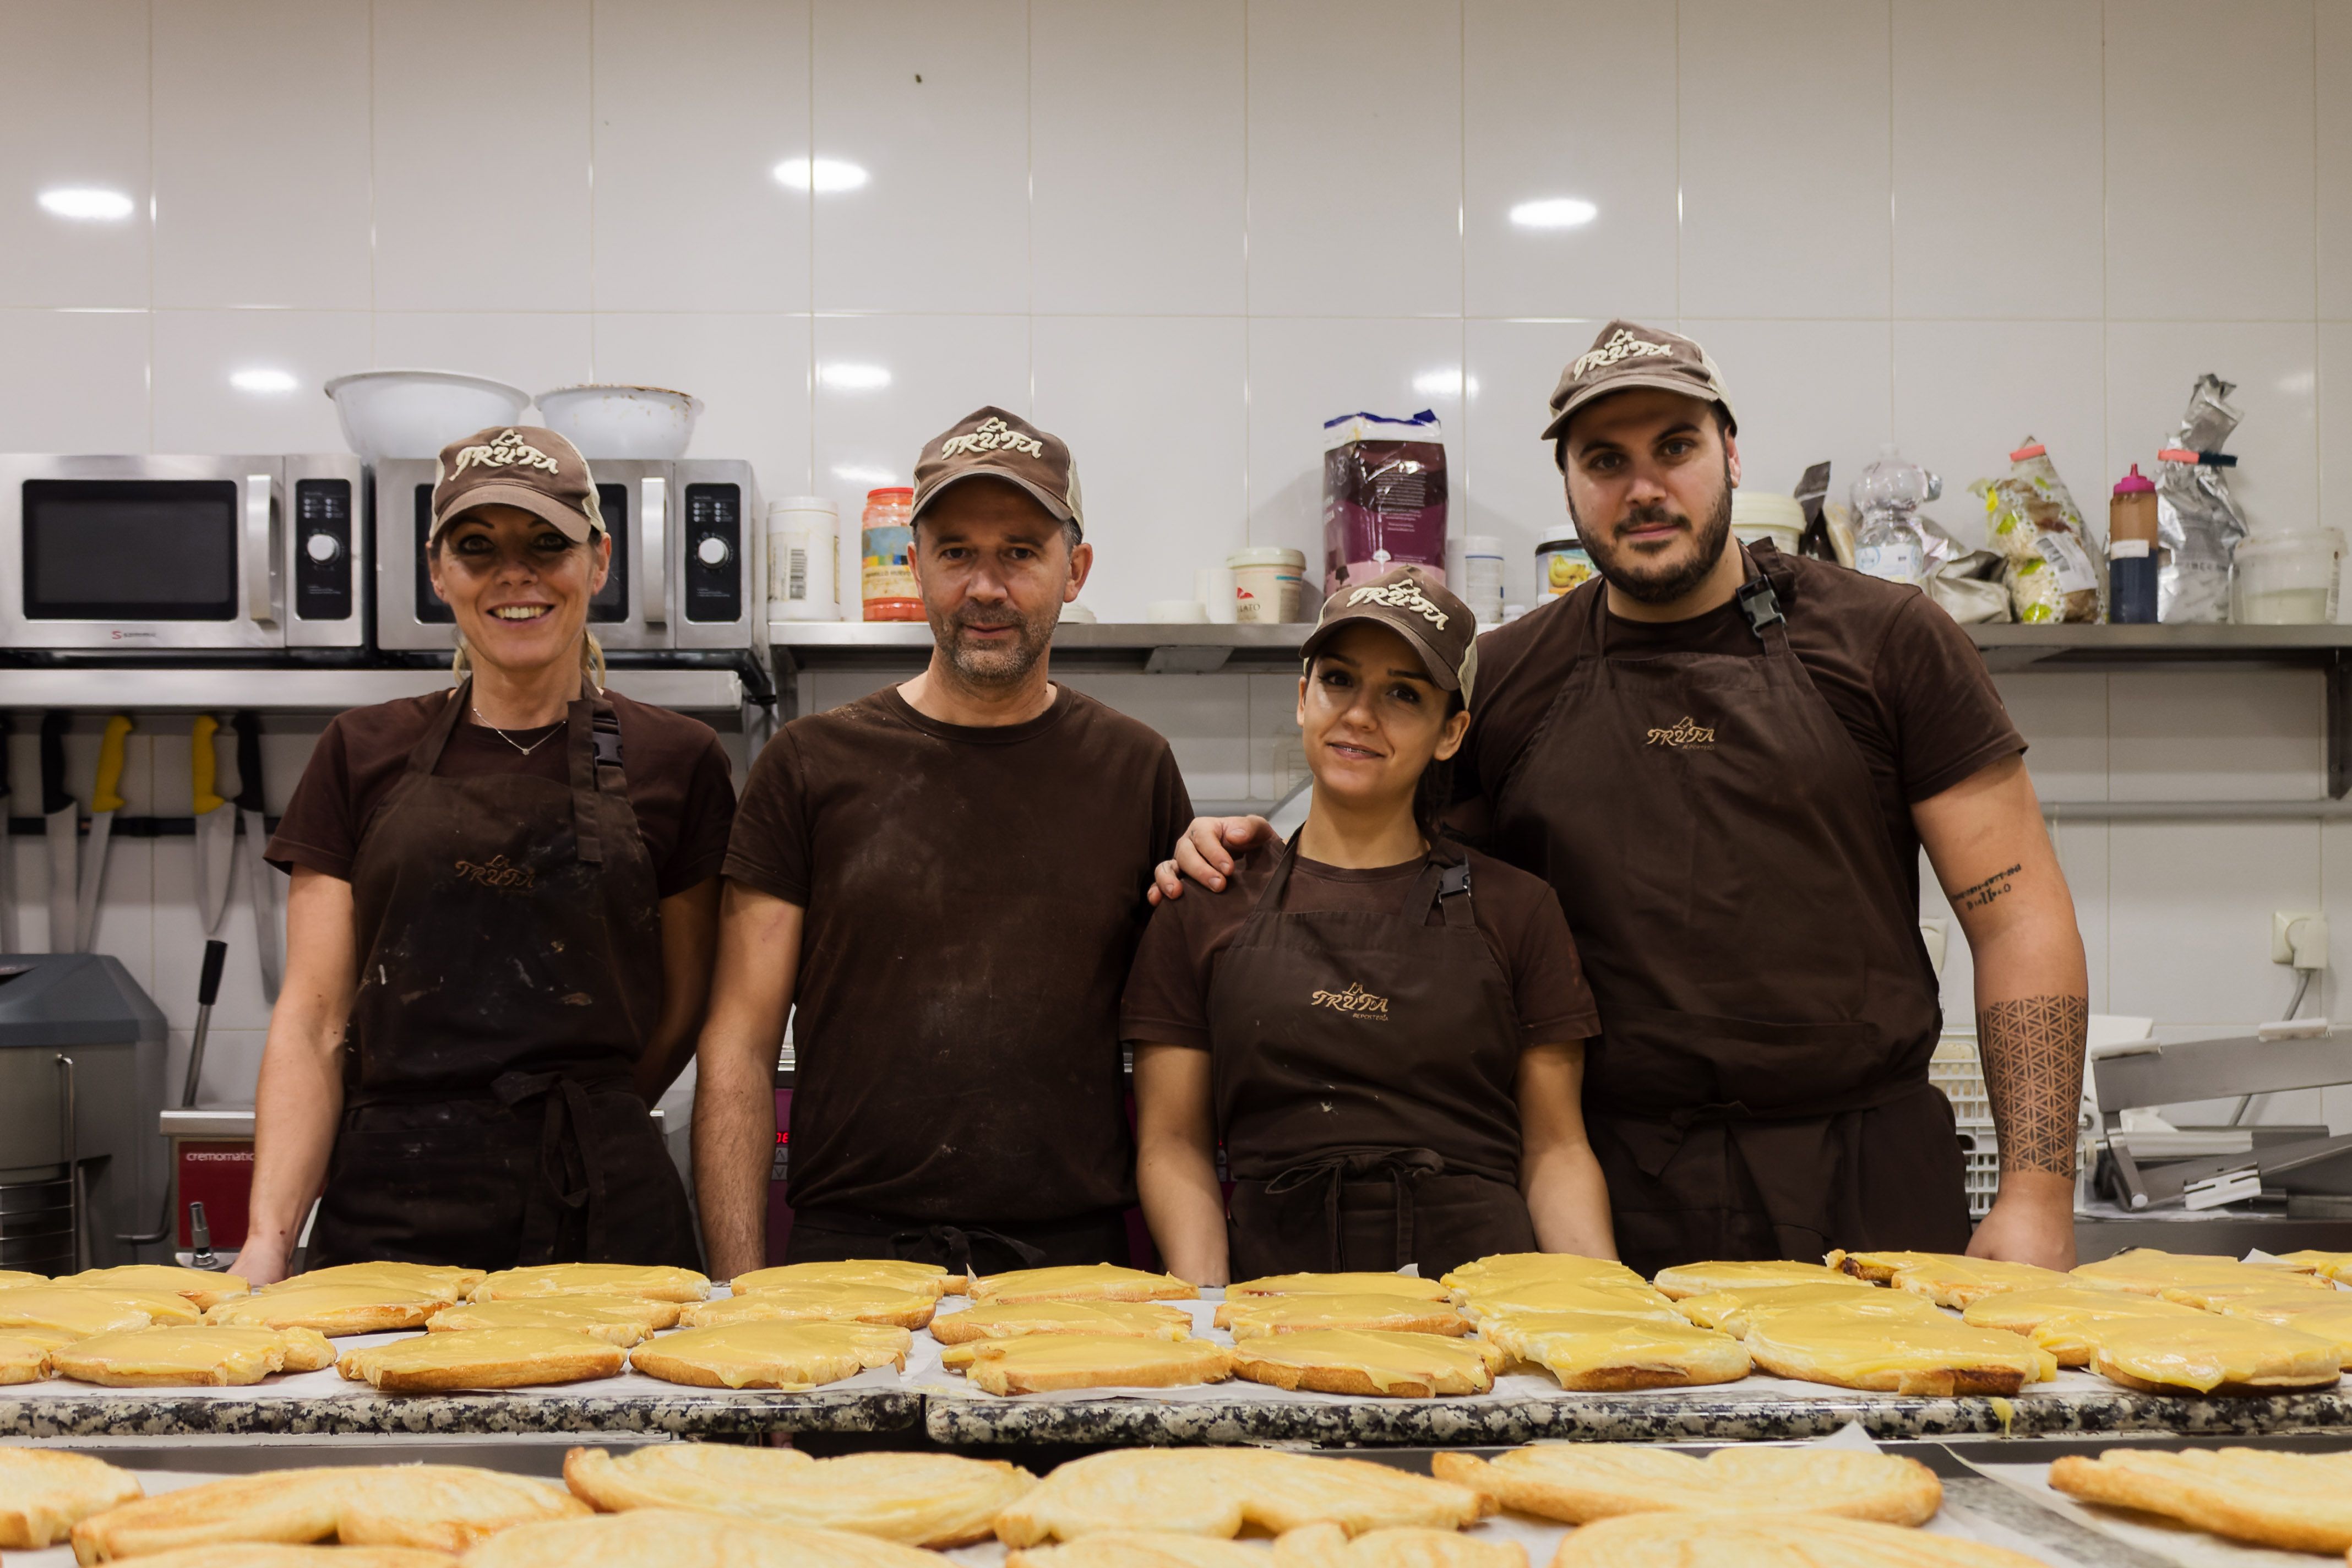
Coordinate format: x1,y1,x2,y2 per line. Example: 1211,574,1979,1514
1734,576,1784,639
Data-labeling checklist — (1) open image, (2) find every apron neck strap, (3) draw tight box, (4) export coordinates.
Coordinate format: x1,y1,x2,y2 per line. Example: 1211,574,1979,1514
566,682,624,867
408,682,472,776
1409,842,1475,929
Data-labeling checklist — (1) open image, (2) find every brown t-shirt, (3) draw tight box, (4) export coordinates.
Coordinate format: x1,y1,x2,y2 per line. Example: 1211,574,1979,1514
725,684,1193,1228
267,688,738,899
1458,550,2025,903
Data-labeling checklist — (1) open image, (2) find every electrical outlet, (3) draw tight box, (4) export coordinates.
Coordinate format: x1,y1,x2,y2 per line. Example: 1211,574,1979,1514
2272,911,2329,967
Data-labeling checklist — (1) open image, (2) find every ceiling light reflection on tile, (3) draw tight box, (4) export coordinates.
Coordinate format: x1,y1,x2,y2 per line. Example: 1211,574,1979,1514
773,157,870,194
230,369,299,394
832,465,899,486
1412,369,1474,399
817,363,891,391
38,187,135,221
1509,197,1598,230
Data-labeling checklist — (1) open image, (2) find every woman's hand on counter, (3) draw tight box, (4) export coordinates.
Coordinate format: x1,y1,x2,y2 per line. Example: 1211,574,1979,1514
1151,815,1276,905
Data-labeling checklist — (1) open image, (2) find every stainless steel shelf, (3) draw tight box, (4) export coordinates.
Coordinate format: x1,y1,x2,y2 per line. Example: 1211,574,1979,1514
1969,622,2352,673
0,666,747,716
769,619,1319,675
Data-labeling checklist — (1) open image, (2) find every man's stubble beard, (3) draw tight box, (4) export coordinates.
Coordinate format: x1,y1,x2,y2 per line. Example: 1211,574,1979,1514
931,600,1060,689
1570,459,1736,606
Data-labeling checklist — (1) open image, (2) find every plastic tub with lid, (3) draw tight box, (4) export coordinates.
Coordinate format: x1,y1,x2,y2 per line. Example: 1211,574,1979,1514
1730,491,1805,556
1228,546,1306,623
2233,530,2344,624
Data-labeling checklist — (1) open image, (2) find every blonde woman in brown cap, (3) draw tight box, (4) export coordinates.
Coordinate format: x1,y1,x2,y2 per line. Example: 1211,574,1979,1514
232,426,735,1281
1122,567,1615,1283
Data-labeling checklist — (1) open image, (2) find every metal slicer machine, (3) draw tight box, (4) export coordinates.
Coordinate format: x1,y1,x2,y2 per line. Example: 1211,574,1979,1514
2092,1023,2352,1213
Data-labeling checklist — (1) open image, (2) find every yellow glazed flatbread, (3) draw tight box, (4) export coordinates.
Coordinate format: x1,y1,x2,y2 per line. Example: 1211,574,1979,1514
2274,1248,2352,1282
966,1265,1199,1305
1272,1521,1523,1568
1959,1288,2208,1366
944,1333,1232,1395
461,1507,944,1568
427,1298,666,1346
1823,1249,1939,1283
1429,1443,1942,1525
1216,1293,1469,1340
2049,1446,2352,1553
48,1325,336,1386
1452,1279,1681,1324
206,1284,443,1336
336,1327,623,1391
1883,1257,2073,1309
58,1265,249,1311
1649,1260,1870,1299
1553,1511,2043,1566
994,1449,1489,1545
68,1464,587,1558
732,1260,962,1298
0,1447,144,1548
931,1300,1196,1344
470,1263,710,1303
1674,1283,1942,1338
1440,1254,1652,1298
1743,1309,2057,1395
0,1331,69,1384
1227,1273,1452,1303
1228,1329,1501,1397
1478,1313,1750,1390
563,1444,1034,1547
0,1270,54,1291
2088,1314,2343,1395
0,1287,189,1339
2069,1248,2324,1296
266,1262,485,1303
2209,1300,2352,1368
679,1281,936,1331
627,1320,911,1390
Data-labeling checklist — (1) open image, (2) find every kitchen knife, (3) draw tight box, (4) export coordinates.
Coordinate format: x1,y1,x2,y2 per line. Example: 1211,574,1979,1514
73,714,132,954
0,712,17,954
40,712,75,955
190,716,235,935
233,711,281,1003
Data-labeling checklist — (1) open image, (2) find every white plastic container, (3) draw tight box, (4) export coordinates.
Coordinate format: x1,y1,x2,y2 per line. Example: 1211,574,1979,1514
2233,530,2344,624
1445,534,1506,625
1195,565,1239,624
323,370,531,461
1535,527,1594,599
1730,491,1806,556
1147,599,1208,624
1228,546,1307,623
767,497,838,621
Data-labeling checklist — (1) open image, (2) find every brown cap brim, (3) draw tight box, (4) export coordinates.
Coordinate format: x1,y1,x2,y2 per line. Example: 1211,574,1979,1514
910,469,1077,530
1540,375,1739,442
432,480,597,543
1300,610,1462,693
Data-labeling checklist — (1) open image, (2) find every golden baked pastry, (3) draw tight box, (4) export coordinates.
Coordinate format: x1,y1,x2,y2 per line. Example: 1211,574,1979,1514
679,1281,935,1331
0,1287,190,1338
0,1447,143,1548
1823,1249,1936,1283
932,1300,1196,1344
1429,1443,1942,1526
58,1265,249,1311
49,1325,336,1386
2088,1314,2343,1395
336,1326,624,1391
87,1547,452,1567
967,1264,1199,1305
1216,1293,1469,1340
1477,1313,1750,1390
1440,1254,1651,1296
0,1331,68,1384
563,1443,1034,1547
1882,1257,2072,1309
627,1320,910,1390
471,1262,710,1303
2154,1276,2340,1310
2070,1248,2326,1296
461,1507,944,1568
1743,1308,2057,1395
1958,1288,2208,1367
1553,1511,2043,1566
1452,1280,1682,1324
2048,1446,2352,1553
1273,1521,1523,1568
994,1448,1489,1545
0,1269,53,1291
1227,1273,1452,1303
265,1261,485,1303
427,1297,669,1346
1649,1260,1868,1300
68,1464,587,1559
2275,1248,2352,1282
944,1333,1233,1395
1228,1329,1501,1397
731,1260,962,1298
2210,1299,2352,1367
1674,1284,1941,1338
1004,1531,1268,1568
205,1284,442,1336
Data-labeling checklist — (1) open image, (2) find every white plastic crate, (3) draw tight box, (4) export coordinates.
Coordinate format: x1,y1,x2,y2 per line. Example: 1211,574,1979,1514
1930,1033,1991,1128
1955,1129,2001,1219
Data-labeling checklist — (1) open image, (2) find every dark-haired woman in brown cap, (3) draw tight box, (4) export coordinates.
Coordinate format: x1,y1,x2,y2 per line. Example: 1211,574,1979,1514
231,427,734,1281
1123,567,1615,1283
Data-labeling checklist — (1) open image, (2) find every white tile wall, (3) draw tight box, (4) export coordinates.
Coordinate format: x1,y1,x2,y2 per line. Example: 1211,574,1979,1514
4,0,2352,1106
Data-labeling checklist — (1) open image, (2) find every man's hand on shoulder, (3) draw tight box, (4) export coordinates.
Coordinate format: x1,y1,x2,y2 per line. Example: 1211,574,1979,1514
1148,815,1278,906
1966,1169,2077,1271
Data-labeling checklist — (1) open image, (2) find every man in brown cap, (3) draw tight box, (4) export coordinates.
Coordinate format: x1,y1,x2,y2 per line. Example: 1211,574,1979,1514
694,406,1193,1278
1162,320,2090,1276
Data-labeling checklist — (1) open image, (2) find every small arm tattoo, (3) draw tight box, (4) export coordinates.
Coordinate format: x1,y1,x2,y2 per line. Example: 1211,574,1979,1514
1978,994,2088,1176
1955,862,2023,913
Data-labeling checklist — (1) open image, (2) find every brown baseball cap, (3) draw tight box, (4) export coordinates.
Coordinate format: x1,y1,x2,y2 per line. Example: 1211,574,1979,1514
1540,319,1738,443
911,406,1085,536
1300,565,1479,703
431,425,604,542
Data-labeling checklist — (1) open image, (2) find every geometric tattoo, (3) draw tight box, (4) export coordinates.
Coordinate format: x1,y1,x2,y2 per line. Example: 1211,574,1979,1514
1979,994,2089,1175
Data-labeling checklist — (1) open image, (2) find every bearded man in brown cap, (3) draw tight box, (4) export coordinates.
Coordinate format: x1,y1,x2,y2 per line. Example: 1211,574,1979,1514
1161,322,2090,1277
695,407,1192,1277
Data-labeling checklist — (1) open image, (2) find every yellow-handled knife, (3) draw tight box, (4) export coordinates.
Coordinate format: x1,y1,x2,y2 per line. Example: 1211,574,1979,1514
190,716,235,937
72,714,132,954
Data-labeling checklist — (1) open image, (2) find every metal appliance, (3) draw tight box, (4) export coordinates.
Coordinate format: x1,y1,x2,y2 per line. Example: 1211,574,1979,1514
0,455,364,653
0,954,166,1272
2091,1026,2352,1212
370,458,764,655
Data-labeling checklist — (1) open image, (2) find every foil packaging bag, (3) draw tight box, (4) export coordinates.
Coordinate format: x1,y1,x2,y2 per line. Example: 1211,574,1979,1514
1322,409,1448,594
2156,374,2251,624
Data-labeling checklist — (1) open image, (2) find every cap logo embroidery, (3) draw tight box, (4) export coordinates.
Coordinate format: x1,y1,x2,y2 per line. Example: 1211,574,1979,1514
1346,580,1449,630
447,428,560,479
454,853,535,891
938,416,1044,461
1572,329,1677,379
1645,716,1717,749
1310,981,1390,1020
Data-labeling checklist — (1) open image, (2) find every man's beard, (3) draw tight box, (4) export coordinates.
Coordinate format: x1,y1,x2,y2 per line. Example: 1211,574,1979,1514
1571,463,1735,606
931,601,1059,688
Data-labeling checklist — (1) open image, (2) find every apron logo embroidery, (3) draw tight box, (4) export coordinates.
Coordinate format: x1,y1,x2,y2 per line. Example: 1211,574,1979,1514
1309,981,1391,1019
1345,579,1449,629
443,428,562,481
1572,329,1676,379
453,853,536,891
938,416,1045,460
1644,716,1717,748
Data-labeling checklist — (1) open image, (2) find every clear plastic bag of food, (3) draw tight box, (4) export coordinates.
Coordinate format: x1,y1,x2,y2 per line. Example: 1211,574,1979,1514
1970,437,2103,623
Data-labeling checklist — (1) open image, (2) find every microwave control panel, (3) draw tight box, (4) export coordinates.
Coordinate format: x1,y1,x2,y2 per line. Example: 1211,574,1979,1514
293,477,353,621
683,482,742,623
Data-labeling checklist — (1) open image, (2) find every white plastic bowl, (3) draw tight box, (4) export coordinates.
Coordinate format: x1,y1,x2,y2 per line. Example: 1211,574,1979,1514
323,370,533,462
535,384,703,461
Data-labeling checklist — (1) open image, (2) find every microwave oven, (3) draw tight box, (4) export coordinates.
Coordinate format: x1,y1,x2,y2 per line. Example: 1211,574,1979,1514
0,454,364,652
371,458,764,654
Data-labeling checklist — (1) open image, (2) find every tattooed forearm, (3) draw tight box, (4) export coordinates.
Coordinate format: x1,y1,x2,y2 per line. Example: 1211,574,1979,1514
1955,863,2024,914
1979,994,2088,1175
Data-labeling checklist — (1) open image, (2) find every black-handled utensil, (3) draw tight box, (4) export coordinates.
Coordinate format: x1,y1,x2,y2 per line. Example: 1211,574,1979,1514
179,938,229,1108
40,712,74,954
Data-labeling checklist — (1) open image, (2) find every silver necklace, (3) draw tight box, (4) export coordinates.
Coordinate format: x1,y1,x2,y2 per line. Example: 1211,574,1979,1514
472,706,560,757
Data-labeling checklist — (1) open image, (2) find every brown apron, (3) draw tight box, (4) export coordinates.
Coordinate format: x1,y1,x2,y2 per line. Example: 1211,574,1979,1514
1209,840,1538,1280
1492,548,1968,1278
309,682,699,1272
